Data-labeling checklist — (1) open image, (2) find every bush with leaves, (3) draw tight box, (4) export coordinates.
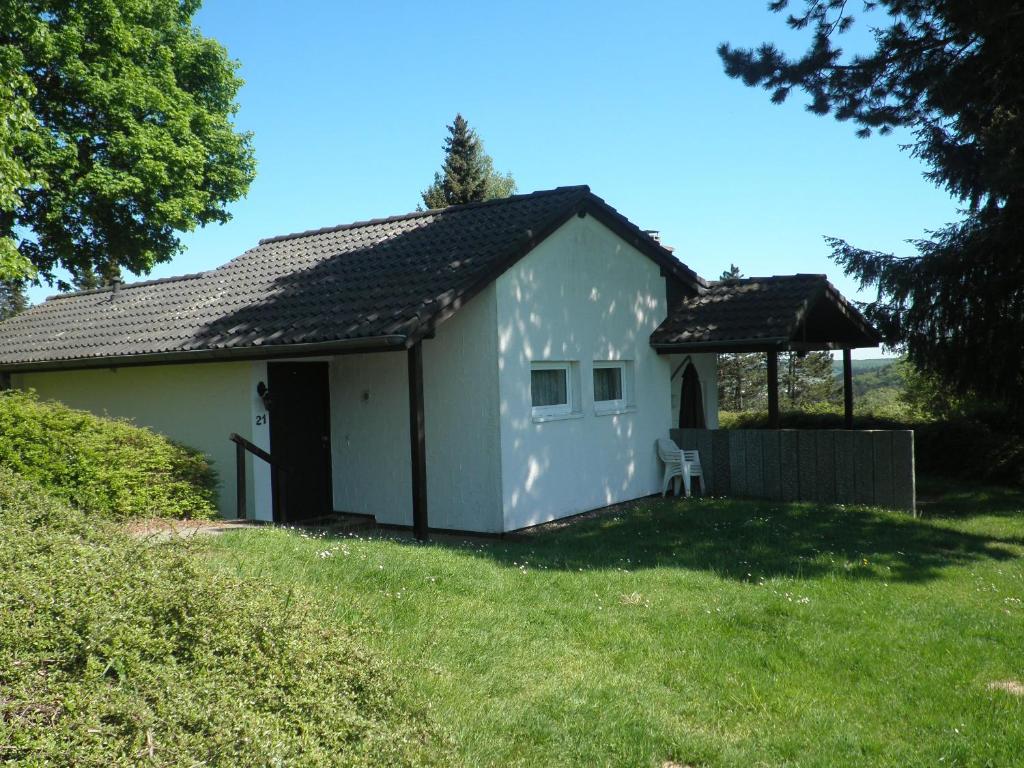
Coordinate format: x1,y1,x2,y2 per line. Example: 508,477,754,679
0,390,217,520
0,468,442,766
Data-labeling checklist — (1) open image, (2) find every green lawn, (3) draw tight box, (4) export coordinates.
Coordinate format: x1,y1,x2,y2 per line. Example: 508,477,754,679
206,481,1024,767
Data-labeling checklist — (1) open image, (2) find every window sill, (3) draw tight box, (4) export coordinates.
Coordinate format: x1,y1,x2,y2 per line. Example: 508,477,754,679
594,405,637,417
532,411,585,424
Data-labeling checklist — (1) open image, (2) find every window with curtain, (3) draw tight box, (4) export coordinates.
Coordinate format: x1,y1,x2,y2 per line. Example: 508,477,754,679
531,368,568,407
593,366,623,402
593,361,633,414
530,362,576,419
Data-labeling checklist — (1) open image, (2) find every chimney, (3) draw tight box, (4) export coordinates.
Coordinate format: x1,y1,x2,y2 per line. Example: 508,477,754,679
109,277,122,298
643,229,675,253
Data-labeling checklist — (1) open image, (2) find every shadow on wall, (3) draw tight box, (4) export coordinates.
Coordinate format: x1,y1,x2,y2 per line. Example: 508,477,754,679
496,227,666,524
382,496,1020,584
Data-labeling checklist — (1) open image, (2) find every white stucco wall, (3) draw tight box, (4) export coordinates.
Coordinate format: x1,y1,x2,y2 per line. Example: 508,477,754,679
422,283,503,532
329,350,412,526
249,360,273,521
494,214,685,531
328,283,503,531
12,362,254,516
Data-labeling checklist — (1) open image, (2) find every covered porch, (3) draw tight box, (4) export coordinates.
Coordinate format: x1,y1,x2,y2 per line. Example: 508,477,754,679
652,274,883,428
651,275,914,512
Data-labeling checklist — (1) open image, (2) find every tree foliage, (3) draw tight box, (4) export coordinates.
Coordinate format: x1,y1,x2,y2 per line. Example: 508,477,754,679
421,114,515,209
716,266,766,410
719,1,1024,414
0,0,255,288
781,350,840,407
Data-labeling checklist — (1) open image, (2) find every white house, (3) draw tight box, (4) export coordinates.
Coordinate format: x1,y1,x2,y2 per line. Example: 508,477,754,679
0,186,878,534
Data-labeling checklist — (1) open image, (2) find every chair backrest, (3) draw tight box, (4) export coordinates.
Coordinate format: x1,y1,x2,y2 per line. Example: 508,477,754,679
681,449,702,472
657,438,682,463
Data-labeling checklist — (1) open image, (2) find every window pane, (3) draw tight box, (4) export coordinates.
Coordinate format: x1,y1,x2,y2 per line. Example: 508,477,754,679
594,367,622,402
531,368,568,407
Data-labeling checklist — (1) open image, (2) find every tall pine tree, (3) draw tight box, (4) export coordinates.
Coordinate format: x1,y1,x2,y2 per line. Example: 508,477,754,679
421,115,516,209
0,280,28,321
719,2,1024,416
716,265,766,410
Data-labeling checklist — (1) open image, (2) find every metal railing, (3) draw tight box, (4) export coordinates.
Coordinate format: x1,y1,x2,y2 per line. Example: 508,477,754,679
229,433,288,522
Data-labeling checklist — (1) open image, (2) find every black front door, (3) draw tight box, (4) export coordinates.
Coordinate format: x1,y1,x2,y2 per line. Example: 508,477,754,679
268,362,332,522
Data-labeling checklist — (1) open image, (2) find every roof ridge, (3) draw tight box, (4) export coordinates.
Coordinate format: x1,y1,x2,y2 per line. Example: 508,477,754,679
710,273,827,286
257,185,591,246
45,271,210,302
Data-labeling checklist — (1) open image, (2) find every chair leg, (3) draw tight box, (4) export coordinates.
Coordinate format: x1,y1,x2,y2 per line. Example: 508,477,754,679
662,467,671,497
682,467,692,498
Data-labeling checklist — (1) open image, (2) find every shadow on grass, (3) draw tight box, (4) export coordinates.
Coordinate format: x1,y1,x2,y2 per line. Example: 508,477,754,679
414,496,1023,584
916,475,1024,520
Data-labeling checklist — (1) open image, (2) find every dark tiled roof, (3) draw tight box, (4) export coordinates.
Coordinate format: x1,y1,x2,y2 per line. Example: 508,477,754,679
0,186,700,369
650,274,879,350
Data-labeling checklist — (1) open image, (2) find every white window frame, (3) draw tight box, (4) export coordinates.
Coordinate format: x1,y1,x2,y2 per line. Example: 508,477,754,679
530,362,579,421
593,360,634,416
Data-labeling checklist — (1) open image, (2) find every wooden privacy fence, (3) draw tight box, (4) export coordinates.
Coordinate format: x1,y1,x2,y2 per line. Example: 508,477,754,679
670,428,915,512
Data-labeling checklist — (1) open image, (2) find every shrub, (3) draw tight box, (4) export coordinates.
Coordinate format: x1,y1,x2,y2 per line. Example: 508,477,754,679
0,468,441,766
0,390,217,520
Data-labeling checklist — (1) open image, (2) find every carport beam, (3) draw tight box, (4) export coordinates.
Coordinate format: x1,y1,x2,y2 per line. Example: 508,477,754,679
767,350,780,429
408,341,429,541
842,348,854,429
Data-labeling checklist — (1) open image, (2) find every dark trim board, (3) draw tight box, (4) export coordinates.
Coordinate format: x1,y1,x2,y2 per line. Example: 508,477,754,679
408,341,429,541
0,335,408,374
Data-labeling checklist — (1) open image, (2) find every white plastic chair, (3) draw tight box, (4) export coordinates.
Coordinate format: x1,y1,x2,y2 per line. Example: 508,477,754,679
657,438,685,497
681,449,704,497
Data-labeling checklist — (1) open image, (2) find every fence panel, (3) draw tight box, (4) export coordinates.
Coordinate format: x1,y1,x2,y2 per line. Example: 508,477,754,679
669,428,915,512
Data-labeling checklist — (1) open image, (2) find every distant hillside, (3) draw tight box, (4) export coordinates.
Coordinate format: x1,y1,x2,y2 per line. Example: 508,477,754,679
832,357,904,403
831,357,898,376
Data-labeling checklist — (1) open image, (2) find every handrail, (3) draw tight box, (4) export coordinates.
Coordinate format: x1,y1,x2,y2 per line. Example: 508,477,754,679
229,433,288,522
230,432,282,467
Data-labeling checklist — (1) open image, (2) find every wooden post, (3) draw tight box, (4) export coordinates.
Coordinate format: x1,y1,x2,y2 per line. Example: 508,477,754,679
235,439,247,520
843,348,854,429
767,350,780,429
408,341,429,541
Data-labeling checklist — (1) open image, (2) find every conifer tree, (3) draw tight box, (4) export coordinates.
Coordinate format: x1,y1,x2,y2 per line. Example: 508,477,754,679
421,115,516,209
719,1,1024,415
0,280,28,322
716,265,766,410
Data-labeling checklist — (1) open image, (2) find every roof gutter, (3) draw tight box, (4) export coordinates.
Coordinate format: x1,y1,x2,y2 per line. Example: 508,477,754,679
0,334,409,374
650,337,880,354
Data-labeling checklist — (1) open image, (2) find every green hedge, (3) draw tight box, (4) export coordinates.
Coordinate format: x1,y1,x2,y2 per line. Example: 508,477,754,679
0,390,217,520
719,409,1024,486
0,468,441,766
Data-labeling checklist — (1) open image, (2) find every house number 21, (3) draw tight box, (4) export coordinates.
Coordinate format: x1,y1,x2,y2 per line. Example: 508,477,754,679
256,414,268,426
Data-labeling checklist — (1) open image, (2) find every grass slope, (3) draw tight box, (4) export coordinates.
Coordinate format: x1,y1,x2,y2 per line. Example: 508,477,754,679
209,483,1024,767
0,468,442,766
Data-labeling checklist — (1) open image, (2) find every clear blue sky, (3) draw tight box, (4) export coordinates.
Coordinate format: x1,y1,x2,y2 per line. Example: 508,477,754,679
30,0,959,357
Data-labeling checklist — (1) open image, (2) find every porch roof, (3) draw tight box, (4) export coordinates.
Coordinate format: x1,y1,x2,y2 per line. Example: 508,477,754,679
650,274,881,353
